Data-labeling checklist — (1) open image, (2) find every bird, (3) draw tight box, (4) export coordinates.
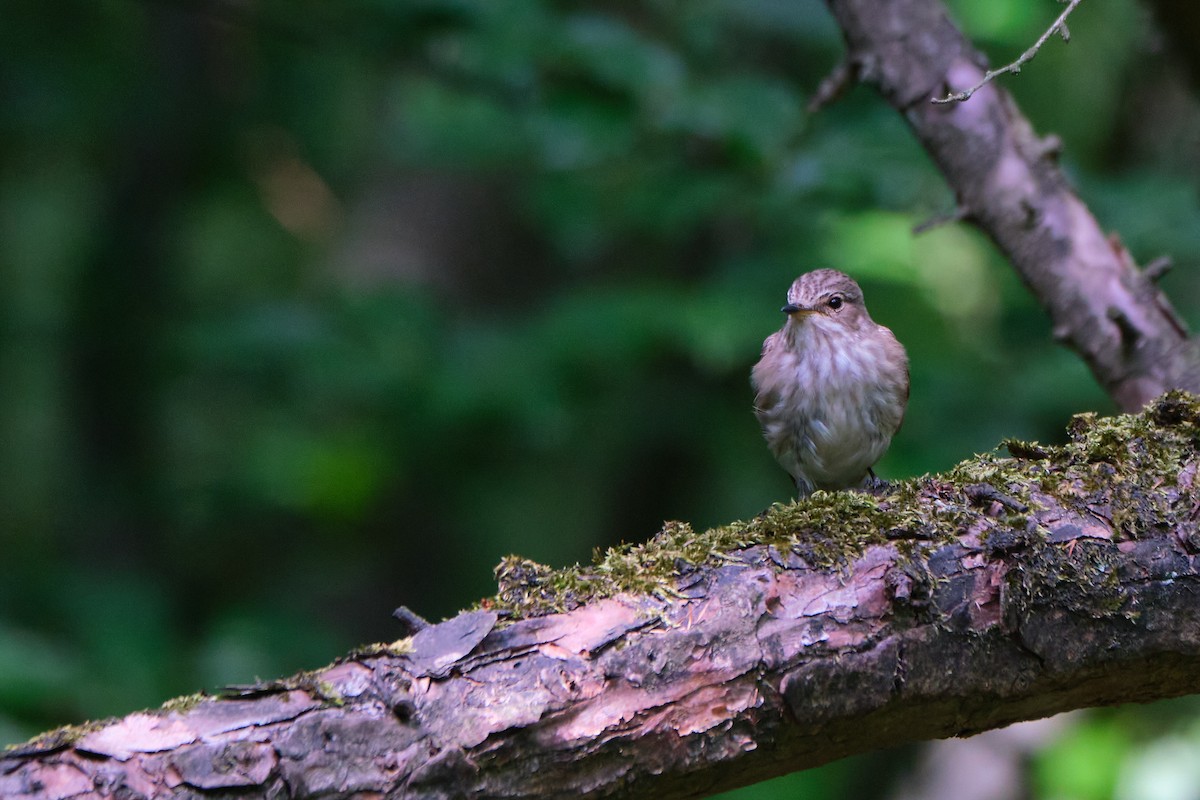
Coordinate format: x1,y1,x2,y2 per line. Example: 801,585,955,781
751,269,909,496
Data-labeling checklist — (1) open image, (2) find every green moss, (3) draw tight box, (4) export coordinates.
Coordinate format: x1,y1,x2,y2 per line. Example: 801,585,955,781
212,668,349,708
1010,538,1129,618
484,392,1200,621
1001,439,1055,461
490,485,962,619
258,671,346,706
1049,392,1196,538
350,638,414,658
160,692,208,714
312,680,345,707
4,719,107,754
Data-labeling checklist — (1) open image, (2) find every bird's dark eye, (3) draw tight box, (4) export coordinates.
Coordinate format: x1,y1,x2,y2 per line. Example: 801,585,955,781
827,296,844,310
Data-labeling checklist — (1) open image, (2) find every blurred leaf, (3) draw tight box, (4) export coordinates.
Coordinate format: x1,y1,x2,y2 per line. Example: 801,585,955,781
386,76,531,167
243,427,390,519
194,609,343,690
1115,717,1200,800
554,14,686,103
0,624,78,715
944,0,1044,43
660,74,804,163
820,210,917,279
529,98,636,171
1034,716,1130,800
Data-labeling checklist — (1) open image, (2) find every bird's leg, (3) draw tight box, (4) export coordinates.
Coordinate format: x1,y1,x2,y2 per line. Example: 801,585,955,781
793,474,815,499
861,468,893,496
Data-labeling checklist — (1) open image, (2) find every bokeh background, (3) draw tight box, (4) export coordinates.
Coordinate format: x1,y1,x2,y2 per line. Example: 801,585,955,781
4,0,1200,796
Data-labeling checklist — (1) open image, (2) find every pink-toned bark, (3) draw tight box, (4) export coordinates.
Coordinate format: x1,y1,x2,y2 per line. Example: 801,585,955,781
6,395,1200,799
824,0,1195,410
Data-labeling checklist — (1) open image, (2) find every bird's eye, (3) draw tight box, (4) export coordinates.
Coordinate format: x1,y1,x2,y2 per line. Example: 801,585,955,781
827,296,844,310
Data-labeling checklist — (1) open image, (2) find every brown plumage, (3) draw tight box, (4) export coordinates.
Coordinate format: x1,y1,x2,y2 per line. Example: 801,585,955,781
751,269,909,496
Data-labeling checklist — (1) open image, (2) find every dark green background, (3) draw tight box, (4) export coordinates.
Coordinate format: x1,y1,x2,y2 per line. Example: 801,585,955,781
4,0,1200,796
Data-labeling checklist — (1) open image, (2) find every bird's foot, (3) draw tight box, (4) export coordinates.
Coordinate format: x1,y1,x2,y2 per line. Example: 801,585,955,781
861,471,893,496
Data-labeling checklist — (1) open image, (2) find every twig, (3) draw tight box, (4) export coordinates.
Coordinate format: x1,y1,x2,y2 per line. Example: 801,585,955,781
1143,256,1174,283
932,0,1084,104
912,205,970,234
807,59,858,114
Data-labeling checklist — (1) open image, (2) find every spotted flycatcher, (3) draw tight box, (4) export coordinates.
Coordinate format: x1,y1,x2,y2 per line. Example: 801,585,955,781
752,269,909,496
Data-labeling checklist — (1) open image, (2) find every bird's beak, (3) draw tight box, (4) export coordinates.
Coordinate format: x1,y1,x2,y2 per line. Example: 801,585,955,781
781,303,813,316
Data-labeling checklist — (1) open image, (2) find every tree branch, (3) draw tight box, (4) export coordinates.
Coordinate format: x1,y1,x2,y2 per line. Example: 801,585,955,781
6,393,1200,798
931,0,1083,104
824,0,1197,411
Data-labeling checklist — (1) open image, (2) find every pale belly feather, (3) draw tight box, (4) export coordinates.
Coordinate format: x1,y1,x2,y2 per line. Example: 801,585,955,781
754,325,905,492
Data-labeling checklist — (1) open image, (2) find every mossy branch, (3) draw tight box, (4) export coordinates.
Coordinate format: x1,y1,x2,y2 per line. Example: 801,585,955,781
7,393,1200,799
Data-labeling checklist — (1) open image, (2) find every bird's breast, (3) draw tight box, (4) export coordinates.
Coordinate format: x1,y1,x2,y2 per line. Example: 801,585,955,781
753,325,907,488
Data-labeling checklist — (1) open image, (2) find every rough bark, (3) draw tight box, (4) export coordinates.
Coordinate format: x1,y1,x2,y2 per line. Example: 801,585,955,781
822,0,1199,411
5,393,1200,799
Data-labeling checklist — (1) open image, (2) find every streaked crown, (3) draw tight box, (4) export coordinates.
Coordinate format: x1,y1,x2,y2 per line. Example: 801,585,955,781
785,269,864,308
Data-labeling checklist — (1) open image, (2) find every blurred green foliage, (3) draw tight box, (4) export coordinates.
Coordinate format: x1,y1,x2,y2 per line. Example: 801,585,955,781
3,0,1200,796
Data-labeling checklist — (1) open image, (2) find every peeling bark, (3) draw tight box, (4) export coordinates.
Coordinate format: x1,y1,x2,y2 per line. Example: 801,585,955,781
823,0,1199,411
6,394,1200,799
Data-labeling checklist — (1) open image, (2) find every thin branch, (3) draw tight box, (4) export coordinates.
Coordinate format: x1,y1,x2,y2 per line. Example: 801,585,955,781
912,205,970,234
807,58,858,113
1144,255,1174,283
932,0,1084,104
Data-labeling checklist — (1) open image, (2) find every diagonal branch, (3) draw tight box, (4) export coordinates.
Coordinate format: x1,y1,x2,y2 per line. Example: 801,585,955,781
824,0,1197,412
5,394,1200,798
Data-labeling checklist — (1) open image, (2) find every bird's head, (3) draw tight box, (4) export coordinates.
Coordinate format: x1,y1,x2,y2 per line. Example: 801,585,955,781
781,269,871,331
